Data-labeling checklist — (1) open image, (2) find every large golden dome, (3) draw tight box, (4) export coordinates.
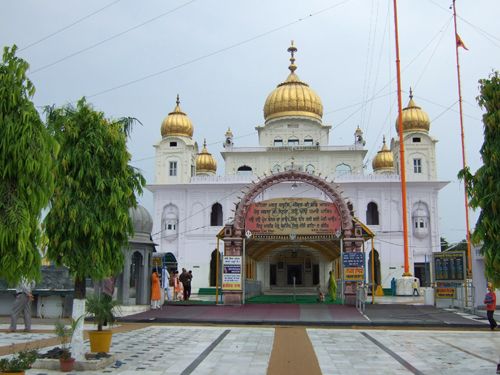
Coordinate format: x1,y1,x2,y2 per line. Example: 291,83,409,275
395,90,430,133
161,95,194,138
196,139,217,174
372,137,394,172
263,42,323,123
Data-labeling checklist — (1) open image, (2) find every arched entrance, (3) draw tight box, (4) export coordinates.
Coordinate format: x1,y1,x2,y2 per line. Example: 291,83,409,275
221,170,369,305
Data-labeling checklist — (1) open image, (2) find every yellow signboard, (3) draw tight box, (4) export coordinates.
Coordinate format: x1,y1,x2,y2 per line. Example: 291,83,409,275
344,267,364,281
436,287,456,299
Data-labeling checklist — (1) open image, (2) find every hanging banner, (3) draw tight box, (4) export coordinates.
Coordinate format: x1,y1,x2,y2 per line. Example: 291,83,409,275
245,198,342,236
222,256,242,290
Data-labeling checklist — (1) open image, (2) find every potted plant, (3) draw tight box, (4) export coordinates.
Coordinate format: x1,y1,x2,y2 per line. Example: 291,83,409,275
0,349,37,375
54,316,82,372
85,293,119,353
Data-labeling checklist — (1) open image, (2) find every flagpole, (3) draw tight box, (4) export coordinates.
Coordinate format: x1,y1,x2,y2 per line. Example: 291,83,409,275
393,0,411,276
452,0,472,279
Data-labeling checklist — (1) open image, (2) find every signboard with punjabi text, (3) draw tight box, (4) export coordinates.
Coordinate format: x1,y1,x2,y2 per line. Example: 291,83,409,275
244,198,342,236
222,256,242,290
343,252,365,281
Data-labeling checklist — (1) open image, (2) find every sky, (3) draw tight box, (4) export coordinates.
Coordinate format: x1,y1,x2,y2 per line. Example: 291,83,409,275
1,0,499,244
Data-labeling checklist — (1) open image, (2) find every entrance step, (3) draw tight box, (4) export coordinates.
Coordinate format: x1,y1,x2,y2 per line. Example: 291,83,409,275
264,287,318,296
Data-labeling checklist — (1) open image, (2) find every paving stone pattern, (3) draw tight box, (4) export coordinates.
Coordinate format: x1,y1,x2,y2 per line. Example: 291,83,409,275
0,326,498,374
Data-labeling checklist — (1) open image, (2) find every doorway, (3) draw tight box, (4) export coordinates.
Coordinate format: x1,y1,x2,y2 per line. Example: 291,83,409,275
287,265,302,285
270,264,277,285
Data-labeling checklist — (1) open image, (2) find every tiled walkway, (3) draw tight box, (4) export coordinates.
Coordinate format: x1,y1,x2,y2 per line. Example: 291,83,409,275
0,325,499,374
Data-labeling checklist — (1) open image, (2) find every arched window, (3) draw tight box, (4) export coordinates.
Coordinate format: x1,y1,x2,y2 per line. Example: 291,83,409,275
210,249,222,286
274,138,283,147
412,201,429,238
368,249,381,286
288,137,299,146
210,203,223,226
272,164,281,173
305,164,315,174
335,163,351,177
366,202,379,225
162,204,179,240
237,165,253,175
304,138,313,146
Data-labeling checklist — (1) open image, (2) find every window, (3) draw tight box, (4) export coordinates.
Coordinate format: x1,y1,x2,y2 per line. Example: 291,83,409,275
304,138,313,146
335,163,352,177
413,158,422,173
288,138,299,146
169,141,177,147
412,137,421,143
305,164,315,174
366,202,379,225
237,165,253,175
169,161,177,176
274,138,283,147
210,203,223,226
272,164,281,173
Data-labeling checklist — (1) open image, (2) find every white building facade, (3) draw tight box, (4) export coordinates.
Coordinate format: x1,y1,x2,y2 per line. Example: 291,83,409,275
148,44,447,295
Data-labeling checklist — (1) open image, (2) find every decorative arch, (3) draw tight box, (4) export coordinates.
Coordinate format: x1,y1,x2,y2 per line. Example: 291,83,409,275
233,170,353,232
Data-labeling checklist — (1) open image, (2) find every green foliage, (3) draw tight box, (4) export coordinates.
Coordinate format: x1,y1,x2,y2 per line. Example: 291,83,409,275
0,348,38,372
44,98,145,296
458,71,500,287
0,45,57,285
86,293,119,331
54,315,83,359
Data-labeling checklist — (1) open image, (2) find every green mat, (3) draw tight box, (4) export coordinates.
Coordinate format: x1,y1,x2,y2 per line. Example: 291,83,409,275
246,295,342,304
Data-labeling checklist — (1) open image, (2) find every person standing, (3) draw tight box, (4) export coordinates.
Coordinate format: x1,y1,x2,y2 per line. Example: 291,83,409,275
179,268,189,301
173,270,183,301
9,277,35,332
412,279,420,296
484,283,497,330
151,271,161,309
162,268,172,301
184,270,193,301
328,271,337,301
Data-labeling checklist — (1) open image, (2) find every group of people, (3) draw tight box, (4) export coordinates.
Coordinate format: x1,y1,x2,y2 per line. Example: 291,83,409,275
151,268,193,308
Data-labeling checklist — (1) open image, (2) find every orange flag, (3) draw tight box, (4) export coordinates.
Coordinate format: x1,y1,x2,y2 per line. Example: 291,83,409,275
456,33,469,50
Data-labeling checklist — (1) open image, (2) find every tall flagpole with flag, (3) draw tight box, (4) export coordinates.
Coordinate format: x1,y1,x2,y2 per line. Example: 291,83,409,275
393,0,411,277
452,0,472,281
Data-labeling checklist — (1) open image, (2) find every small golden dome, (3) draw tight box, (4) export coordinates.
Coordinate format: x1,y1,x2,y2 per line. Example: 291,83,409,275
395,89,430,133
225,127,233,138
161,95,194,138
196,139,217,174
372,136,394,172
263,41,323,123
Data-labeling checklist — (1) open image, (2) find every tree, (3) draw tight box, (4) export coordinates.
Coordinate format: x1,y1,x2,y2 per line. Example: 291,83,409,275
0,45,57,285
459,71,500,287
44,98,145,298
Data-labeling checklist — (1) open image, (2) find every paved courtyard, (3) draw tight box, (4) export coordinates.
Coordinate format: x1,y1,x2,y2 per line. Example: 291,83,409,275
1,324,499,374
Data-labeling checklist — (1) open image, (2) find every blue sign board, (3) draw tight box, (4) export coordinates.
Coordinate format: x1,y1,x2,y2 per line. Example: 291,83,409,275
343,252,365,268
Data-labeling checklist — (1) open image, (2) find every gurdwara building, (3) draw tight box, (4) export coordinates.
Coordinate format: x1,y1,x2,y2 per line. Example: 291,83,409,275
147,43,447,298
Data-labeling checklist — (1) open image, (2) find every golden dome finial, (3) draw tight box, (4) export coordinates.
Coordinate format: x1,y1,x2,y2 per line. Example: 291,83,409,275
395,88,430,133
160,95,194,138
196,138,217,174
287,40,297,73
263,42,323,123
372,135,394,172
